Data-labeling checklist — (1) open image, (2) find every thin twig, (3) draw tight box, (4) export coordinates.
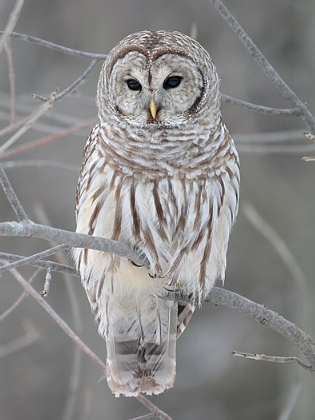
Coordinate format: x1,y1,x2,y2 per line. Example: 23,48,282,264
0,244,68,274
0,117,96,159
0,0,25,56
0,252,78,276
209,0,315,133
221,94,299,116
232,351,311,371
135,395,173,420
128,414,155,420
0,31,107,60
205,288,315,371
0,90,57,154
4,39,16,122
0,268,40,323
0,162,29,221
40,266,52,297
302,131,315,161
55,59,99,101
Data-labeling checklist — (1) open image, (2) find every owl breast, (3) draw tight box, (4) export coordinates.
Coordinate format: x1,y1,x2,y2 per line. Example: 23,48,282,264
75,123,239,303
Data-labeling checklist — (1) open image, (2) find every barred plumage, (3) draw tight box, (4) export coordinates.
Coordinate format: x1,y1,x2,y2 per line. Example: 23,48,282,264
74,30,240,397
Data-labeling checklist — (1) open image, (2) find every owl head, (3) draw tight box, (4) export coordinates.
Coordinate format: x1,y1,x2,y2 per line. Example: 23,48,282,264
97,31,221,128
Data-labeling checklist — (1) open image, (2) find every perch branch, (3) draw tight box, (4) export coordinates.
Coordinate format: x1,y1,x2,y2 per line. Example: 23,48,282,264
0,221,148,267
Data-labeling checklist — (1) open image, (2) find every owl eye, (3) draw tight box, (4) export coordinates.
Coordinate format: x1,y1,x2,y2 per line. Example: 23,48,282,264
126,79,142,91
163,76,182,90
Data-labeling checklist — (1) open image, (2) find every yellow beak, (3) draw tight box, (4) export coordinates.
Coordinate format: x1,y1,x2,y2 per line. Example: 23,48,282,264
149,100,157,119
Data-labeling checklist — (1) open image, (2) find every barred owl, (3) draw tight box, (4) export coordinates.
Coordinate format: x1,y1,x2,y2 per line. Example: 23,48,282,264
74,30,240,397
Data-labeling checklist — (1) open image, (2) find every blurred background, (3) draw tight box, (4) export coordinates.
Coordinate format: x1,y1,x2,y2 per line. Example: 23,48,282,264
0,0,315,419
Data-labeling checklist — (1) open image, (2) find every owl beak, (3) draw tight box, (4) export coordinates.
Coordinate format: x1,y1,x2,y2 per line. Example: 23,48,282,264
149,100,157,119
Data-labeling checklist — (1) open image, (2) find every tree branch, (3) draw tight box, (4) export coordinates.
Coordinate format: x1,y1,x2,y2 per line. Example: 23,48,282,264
0,244,68,274
221,94,299,116
0,163,29,221
205,288,315,370
0,31,107,60
0,252,78,276
231,351,312,371
0,220,148,267
209,0,315,133
0,0,24,56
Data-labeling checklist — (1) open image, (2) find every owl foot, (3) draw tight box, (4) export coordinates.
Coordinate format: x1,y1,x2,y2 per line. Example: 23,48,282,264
130,245,150,268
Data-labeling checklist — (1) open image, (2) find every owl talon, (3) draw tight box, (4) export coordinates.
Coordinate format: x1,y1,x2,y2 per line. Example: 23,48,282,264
131,246,150,268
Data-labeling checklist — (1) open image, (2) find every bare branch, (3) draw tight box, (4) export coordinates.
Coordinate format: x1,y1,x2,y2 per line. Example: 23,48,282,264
35,60,100,102
0,0,25,56
0,220,148,267
0,90,56,154
135,395,173,420
205,288,315,371
209,0,315,133
221,94,299,116
40,266,52,297
4,39,16,122
128,414,155,420
0,162,29,221
1,219,315,373
0,31,107,60
0,251,78,276
0,244,68,274
302,132,315,161
232,351,312,371
56,59,99,101
0,117,95,159
0,268,40,323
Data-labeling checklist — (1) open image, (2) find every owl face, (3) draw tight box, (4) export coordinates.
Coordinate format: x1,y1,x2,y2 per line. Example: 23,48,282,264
97,31,220,129
108,51,204,126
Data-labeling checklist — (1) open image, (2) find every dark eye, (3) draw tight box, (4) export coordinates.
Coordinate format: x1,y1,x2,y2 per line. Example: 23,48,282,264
126,79,142,91
163,76,182,90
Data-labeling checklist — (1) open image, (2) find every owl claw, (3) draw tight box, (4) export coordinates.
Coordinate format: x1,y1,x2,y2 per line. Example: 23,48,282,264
130,246,150,268
148,272,165,279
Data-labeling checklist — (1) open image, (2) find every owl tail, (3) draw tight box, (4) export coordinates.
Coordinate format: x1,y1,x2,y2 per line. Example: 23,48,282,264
105,295,177,397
